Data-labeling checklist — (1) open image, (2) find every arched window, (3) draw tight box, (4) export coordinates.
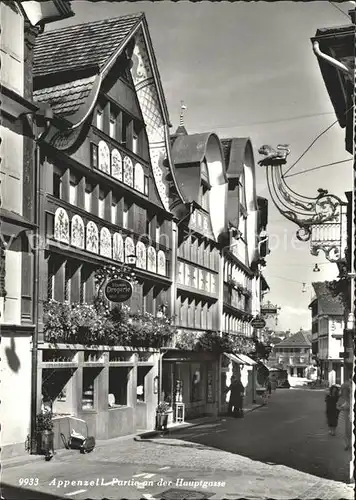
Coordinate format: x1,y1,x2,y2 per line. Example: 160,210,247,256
136,241,147,269
147,246,157,273
98,140,110,174
111,149,122,181
124,237,135,263
71,215,85,249
86,221,99,253
134,163,144,192
54,207,70,244
123,156,133,187
113,233,124,262
100,227,112,258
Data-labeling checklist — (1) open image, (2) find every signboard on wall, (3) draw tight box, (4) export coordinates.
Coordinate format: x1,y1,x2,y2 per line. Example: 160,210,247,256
104,278,132,303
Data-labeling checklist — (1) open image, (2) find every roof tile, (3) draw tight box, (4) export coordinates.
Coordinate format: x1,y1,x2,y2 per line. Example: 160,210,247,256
34,13,144,78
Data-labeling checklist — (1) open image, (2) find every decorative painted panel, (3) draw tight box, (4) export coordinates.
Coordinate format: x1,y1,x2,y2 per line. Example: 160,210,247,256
113,233,124,262
100,227,112,258
98,140,110,174
71,214,85,249
178,261,184,284
54,207,69,244
211,275,217,294
123,156,134,187
199,269,204,290
193,268,198,288
136,241,147,269
184,264,190,286
134,163,144,193
111,149,122,181
157,250,166,276
131,30,170,210
86,221,99,253
147,246,157,273
124,237,135,263
205,273,211,293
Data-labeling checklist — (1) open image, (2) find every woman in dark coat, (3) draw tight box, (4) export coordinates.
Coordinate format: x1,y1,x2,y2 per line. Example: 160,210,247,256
325,385,340,436
227,376,245,417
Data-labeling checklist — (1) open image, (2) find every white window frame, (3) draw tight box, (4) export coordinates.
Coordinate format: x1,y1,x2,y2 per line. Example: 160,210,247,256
96,109,103,130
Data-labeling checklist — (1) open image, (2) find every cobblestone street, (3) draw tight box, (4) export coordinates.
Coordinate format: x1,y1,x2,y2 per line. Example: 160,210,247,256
2,389,353,499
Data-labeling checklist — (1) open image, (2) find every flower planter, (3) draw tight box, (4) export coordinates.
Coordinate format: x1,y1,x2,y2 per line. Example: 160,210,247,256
35,430,54,458
155,414,168,431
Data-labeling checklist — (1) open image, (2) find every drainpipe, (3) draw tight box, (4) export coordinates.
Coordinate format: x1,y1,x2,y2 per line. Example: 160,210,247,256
312,41,352,76
30,121,41,453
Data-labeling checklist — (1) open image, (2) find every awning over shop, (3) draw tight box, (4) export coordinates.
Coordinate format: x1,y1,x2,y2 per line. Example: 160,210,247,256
162,349,217,362
223,352,256,366
237,353,257,366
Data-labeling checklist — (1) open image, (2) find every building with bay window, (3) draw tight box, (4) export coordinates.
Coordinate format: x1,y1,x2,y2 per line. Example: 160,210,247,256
32,13,182,443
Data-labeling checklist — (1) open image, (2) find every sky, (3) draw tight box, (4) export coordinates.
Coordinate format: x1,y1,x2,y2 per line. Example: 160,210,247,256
48,1,354,332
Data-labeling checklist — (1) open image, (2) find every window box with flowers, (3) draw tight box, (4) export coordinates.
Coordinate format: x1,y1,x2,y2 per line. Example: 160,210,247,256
43,299,177,349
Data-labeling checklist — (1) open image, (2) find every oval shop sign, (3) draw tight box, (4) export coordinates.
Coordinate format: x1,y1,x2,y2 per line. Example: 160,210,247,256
104,278,133,303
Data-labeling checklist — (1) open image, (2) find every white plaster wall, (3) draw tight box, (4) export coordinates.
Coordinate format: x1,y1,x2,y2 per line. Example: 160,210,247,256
251,276,260,317
206,136,226,239
2,248,22,324
0,3,24,95
0,334,32,449
0,127,24,215
328,318,344,359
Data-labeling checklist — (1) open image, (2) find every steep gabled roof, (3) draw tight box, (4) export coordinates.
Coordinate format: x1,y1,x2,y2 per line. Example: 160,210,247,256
312,281,344,316
34,13,144,78
276,330,312,348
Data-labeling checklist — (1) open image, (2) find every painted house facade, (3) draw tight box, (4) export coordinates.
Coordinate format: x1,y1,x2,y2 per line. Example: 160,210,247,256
32,13,182,444
310,281,345,386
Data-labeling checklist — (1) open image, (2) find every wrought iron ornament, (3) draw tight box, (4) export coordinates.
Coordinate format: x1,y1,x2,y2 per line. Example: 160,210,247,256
258,144,347,262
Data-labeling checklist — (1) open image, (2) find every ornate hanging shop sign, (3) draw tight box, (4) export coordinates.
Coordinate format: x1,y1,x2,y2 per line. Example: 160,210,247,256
258,144,348,263
104,278,132,303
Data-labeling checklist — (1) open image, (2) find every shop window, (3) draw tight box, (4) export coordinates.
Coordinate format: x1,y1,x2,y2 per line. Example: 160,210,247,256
42,368,74,406
53,173,62,199
108,367,130,407
82,368,101,410
191,364,203,402
137,366,150,402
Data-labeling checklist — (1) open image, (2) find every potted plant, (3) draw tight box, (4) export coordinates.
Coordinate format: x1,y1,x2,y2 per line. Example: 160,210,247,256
36,412,54,460
155,401,170,431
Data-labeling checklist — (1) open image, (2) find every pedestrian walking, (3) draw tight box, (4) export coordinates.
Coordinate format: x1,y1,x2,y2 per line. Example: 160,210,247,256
270,376,277,392
325,385,340,436
226,375,245,417
337,376,352,450
266,378,272,397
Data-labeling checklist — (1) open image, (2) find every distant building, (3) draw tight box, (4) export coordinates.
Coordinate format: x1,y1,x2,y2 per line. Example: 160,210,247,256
310,282,344,386
268,329,312,378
